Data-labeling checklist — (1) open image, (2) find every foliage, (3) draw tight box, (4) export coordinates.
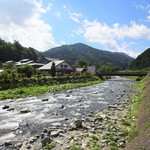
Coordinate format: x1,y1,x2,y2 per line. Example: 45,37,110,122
0,75,101,99
0,38,44,63
2,61,15,70
130,48,150,70
70,145,81,150
43,142,56,149
74,58,89,67
17,65,34,78
98,64,120,72
51,62,56,77
43,43,134,69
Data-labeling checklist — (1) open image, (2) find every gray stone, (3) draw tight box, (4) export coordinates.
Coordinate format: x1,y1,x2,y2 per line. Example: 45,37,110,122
42,98,49,101
43,128,48,133
7,108,14,111
29,136,38,143
20,108,31,113
51,130,62,137
74,120,83,129
108,105,118,109
40,133,45,139
2,105,9,109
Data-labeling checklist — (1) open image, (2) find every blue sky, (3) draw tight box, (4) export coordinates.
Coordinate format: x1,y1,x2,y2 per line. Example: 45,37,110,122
0,0,150,58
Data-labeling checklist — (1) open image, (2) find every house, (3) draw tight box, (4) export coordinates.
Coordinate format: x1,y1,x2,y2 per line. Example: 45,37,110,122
16,59,34,66
16,59,44,69
38,60,75,75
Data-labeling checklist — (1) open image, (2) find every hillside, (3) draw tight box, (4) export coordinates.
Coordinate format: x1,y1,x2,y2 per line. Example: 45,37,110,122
130,48,150,70
43,43,134,69
0,38,44,63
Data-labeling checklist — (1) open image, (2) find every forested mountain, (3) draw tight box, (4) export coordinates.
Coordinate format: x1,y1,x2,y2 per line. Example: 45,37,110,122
130,48,150,70
43,43,134,69
0,38,44,63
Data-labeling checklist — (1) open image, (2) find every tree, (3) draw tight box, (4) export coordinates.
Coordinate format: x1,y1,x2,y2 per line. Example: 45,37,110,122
51,62,56,77
3,61,15,70
75,58,89,67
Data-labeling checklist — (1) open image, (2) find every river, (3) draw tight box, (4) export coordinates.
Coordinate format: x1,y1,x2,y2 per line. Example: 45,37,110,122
0,76,136,149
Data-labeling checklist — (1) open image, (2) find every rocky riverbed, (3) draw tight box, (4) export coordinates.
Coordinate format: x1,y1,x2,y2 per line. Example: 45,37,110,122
0,77,136,150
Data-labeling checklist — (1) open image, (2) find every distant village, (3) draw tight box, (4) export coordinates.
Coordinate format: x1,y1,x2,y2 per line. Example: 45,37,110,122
0,57,96,76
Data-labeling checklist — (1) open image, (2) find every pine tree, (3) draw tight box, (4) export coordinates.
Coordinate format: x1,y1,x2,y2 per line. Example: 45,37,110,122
51,62,56,77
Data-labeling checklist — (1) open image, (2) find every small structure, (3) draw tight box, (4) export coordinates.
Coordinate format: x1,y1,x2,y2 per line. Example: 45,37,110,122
87,66,96,74
76,68,86,74
38,60,75,75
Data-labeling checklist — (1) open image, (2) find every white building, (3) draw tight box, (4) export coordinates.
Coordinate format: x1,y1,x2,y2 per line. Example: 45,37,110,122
87,66,96,74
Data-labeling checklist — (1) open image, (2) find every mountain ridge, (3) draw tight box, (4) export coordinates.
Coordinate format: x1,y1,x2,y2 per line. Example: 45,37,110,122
130,48,150,70
43,43,134,69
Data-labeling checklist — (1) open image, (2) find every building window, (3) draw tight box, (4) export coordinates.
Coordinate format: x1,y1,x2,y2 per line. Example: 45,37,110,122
61,65,63,68
65,65,67,68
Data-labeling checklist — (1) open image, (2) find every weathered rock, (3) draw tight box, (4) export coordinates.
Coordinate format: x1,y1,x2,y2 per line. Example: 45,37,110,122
7,108,14,111
29,136,38,143
93,92,98,94
2,105,9,109
51,130,62,137
111,136,119,142
70,119,83,130
42,98,49,101
43,128,49,133
108,105,118,109
20,141,31,150
61,104,65,109
15,142,22,149
4,141,13,146
74,120,83,129
20,108,31,113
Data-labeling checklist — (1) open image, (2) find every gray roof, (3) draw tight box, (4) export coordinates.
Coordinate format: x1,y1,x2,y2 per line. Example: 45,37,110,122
38,60,65,70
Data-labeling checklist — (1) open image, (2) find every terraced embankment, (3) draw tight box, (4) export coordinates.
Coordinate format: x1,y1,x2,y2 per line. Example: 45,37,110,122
124,73,150,150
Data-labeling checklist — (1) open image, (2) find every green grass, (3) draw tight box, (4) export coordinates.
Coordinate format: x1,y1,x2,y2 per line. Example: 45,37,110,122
70,145,81,150
0,80,101,100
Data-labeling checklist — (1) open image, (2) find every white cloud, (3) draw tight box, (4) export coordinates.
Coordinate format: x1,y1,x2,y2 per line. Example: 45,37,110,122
69,12,82,23
82,20,150,57
55,12,61,18
63,5,67,9
0,0,57,51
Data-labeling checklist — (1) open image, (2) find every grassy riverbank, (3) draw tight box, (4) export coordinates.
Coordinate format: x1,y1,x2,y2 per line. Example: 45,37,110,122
0,79,101,100
124,74,150,149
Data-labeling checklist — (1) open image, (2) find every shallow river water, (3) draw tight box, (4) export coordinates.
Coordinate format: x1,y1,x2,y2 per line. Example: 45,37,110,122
0,76,136,147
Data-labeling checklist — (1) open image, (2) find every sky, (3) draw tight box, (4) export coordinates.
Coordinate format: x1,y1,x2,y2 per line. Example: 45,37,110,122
0,0,150,58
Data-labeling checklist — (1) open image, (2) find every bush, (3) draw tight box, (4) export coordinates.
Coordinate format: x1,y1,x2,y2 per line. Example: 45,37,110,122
17,65,34,78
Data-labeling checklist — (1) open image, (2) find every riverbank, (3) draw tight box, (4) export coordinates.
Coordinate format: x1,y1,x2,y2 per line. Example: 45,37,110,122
0,78,101,100
124,74,150,150
0,77,138,150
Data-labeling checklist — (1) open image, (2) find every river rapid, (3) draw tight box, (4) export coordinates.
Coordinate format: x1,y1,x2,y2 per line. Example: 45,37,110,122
0,76,136,149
